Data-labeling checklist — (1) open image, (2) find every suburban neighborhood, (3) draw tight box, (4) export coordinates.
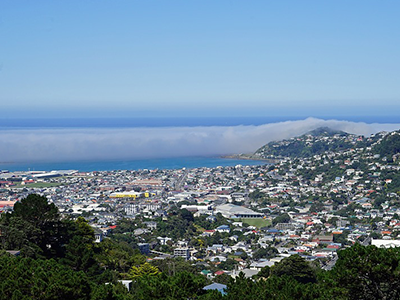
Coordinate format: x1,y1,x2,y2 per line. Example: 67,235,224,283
1,128,400,287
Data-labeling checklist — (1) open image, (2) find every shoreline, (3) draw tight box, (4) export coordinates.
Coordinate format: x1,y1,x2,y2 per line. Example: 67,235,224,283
221,154,279,164
0,155,270,173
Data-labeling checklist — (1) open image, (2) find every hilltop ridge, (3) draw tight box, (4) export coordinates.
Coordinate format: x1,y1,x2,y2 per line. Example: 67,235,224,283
252,127,359,159
233,127,400,162
305,126,349,137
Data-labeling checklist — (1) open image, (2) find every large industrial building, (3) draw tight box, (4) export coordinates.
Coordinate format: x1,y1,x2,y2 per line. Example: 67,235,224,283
215,204,264,219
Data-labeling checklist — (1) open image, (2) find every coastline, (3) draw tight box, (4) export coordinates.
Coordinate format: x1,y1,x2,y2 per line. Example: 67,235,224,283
0,156,269,173
222,154,279,164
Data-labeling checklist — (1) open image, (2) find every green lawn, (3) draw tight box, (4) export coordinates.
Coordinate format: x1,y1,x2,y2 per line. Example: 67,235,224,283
15,182,63,188
239,218,271,228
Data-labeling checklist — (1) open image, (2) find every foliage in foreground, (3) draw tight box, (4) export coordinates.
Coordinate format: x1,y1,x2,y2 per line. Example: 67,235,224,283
2,194,400,299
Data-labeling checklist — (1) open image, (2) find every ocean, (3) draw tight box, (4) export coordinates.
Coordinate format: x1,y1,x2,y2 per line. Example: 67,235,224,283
0,116,273,172
1,115,400,129
0,156,267,173
0,116,399,172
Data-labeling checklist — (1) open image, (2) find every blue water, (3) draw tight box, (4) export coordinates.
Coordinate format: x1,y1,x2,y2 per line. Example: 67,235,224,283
1,115,398,172
0,115,399,129
0,157,267,172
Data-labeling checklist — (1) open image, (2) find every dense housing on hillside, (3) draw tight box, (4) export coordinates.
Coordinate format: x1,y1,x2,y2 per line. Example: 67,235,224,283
1,127,400,298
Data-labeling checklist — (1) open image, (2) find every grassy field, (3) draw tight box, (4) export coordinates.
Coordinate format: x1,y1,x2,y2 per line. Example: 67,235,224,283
239,218,271,228
15,182,63,188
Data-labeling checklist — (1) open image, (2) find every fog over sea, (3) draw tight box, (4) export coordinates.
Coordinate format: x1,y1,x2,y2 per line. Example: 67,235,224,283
1,116,399,172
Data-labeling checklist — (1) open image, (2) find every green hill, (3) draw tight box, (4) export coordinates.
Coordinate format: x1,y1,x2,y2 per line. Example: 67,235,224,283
373,130,400,161
254,127,361,159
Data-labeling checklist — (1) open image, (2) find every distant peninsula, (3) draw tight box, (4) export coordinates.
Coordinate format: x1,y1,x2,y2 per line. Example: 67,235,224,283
226,126,400,162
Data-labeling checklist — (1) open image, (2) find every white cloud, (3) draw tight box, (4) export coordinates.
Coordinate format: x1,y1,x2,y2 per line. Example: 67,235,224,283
0,118,399,163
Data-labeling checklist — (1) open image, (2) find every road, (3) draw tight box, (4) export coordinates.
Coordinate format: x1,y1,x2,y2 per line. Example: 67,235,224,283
361,236,371,246
174,169,188,190
323,255,338,271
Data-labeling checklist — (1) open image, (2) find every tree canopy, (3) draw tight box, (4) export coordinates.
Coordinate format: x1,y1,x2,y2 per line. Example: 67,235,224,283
4,194,400,299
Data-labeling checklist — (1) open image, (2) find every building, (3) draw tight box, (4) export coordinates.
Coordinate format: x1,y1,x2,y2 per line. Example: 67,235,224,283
110,191,142,199
203,283,227,295
138,243,150,255
94,228,104,243
0,201,16,211
371,239,400,248
144,221,157,230
313,235,334,245
118,280,133,291
275,223,295,231
215,225,230,233
157,236,172,245
215,204,264,219
250,260,275,270
174,248,190,260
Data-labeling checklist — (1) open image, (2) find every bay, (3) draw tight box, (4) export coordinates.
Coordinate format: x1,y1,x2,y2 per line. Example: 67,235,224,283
0,156,267,172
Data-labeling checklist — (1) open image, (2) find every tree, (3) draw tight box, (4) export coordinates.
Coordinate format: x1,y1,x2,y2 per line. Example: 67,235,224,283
249,189,264,201
91,282,134,300
373,195,386,208
254,266,270,279
12,194,60,227
271,255,317,284
0,255,92,300
129,262,160,279
0,194,69,258
131,271,208,299
333,230,350,246
214,273,232,285
224,272,258,300
252,247,278,260
95,239,145,274
59,217,101,276
272,213,291,226
333,243,400,299
150,257,198,276
218,258,237,271
179,208,194,223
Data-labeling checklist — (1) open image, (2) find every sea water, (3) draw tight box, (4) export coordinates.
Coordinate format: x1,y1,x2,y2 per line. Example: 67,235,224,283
0,156,266,172
0,115,398,172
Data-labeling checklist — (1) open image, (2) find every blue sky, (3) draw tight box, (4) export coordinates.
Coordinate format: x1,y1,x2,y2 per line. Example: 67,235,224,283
1,1,400,118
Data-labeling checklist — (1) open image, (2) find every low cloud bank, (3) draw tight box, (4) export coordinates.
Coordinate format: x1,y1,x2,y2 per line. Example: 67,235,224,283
0,117,399,163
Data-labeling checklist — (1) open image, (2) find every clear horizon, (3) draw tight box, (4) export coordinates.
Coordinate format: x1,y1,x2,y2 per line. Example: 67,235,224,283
1,1,400,119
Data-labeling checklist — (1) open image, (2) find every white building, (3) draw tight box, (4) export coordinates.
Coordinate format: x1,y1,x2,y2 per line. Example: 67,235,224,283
371,239,400,248
215,204,263,219
174,248,190,260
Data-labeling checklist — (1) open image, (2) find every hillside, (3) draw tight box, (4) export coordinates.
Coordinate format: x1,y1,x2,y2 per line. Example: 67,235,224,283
251,127,400,161
253,127,364,159
306,127,349,137
373,130,400,161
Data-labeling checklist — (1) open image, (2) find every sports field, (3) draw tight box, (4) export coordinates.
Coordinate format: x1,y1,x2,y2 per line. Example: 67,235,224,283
240,218,271,228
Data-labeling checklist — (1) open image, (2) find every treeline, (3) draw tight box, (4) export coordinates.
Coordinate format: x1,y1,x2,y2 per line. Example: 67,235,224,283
374,131,400,161
217,243,400,299
2,194,400,299
2,243,400,299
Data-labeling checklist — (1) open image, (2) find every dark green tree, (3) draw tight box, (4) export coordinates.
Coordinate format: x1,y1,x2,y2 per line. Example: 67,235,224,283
271,255,317,284
131,271,208,299
0,255,92,300
0,194,70,258
272,213,291,226
252,246,278,260
332,243,400,299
